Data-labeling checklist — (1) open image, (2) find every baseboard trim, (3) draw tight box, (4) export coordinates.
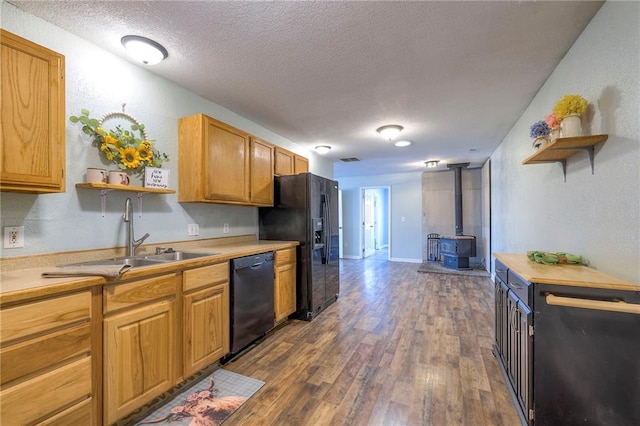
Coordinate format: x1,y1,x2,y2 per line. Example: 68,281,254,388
389,257,422,263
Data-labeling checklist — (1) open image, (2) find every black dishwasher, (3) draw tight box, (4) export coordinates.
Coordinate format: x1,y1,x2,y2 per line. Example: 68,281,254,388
229,252,275,356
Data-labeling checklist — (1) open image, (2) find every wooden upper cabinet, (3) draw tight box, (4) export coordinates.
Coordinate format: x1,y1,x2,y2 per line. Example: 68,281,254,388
179,114,251,204
274,146,295,176
0,30,66,193
250,137,274,206
178,114,277,206
294,155,309,174
274,146,309,176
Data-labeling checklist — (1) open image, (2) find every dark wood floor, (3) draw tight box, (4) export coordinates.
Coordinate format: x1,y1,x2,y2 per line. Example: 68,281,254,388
224,255,520,425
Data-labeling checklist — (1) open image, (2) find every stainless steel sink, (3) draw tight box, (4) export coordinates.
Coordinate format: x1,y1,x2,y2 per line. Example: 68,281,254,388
144,251,216,261
61,251,217,268
63,257,164,268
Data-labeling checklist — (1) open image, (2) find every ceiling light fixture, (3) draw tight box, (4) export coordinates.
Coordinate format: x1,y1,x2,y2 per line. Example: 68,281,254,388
376,124,403,141
394,140,412,147
425,160,440,168
315,145,331,154
121,35,168,65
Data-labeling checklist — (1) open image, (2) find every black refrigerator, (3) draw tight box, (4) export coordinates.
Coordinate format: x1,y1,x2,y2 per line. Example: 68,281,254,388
259,172,340,321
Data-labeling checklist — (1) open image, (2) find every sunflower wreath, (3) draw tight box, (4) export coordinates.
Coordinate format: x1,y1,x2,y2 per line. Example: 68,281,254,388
70,104,169,177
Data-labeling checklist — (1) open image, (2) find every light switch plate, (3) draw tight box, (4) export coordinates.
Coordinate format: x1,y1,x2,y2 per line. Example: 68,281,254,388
4,226,24,248
223,223,230,234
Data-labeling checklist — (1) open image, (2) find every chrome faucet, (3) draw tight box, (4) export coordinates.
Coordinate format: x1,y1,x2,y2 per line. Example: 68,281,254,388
123,198,150,256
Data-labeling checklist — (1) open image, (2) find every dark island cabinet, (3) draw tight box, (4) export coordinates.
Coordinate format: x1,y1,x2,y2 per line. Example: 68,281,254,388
494,259,533,424
493,254,640,426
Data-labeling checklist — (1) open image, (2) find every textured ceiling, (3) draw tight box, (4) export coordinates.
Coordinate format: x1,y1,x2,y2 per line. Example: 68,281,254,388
9,1,603,177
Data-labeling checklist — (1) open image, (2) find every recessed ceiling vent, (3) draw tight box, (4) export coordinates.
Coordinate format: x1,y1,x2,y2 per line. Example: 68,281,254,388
340,157,360,162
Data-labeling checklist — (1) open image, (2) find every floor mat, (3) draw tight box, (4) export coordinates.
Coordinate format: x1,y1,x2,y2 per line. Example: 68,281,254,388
417,261,489,277
136,369,264,425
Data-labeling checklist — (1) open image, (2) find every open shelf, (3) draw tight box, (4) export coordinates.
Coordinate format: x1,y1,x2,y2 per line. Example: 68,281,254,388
76,182,175,194
522,134,608,181
76,183,175,217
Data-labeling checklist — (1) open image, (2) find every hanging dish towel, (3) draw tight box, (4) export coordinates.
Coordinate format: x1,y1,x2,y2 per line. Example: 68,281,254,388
42,264,131,280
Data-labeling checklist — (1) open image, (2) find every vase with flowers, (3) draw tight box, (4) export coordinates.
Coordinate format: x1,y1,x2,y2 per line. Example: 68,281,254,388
545,112,561,141
530,120,551,149
553,94,588,138
69,106,169,182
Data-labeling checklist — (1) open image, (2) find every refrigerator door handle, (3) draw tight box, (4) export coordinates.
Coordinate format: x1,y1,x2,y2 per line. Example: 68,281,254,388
324,193,331,265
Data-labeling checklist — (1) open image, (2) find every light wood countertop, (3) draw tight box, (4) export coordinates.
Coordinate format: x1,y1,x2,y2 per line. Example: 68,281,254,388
1,239,298,305
494,253,639,291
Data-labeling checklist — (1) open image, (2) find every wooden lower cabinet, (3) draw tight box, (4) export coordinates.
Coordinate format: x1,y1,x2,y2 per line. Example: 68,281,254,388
274,248,297,323
0,290,96,425
183,263,230,377
103,274,178,425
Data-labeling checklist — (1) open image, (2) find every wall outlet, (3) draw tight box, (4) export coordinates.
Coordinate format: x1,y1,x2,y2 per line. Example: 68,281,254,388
187,224,199,236
223,223,230,234
4,226,25,248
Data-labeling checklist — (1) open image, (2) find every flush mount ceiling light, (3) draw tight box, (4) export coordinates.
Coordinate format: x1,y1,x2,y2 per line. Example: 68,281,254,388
394,140,412,147
121,35,168,65
315,145,331,154
425,160,440,168
376,124,403,141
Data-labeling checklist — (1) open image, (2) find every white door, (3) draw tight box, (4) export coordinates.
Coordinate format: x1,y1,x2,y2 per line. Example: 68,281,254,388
363,190,375,258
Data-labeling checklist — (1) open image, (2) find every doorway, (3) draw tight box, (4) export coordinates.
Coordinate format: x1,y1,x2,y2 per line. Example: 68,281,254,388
361,187,390,260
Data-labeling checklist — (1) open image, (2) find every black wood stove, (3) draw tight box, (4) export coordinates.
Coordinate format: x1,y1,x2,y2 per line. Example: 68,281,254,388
440,163,476,270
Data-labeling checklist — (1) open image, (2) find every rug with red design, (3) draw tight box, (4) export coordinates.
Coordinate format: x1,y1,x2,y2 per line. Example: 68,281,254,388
135,369,264,426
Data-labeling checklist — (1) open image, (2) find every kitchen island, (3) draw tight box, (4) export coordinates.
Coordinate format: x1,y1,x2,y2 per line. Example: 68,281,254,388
493,253,639,426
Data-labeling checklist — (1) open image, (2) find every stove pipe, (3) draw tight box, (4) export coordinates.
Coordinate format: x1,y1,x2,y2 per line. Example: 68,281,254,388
447,163,469,236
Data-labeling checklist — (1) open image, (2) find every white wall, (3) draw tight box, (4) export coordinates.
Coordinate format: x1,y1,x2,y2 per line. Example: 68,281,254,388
491,1,640,283
0,2,333,258
337,172,422,262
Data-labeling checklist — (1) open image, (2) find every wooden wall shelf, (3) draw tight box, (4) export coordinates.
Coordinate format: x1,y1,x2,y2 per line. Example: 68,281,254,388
522,134,608,181
76,183,175,216
76,183,175,194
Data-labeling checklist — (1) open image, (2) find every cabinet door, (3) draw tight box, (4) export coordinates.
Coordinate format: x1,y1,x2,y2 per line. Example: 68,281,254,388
104,299,176,425
1,30,65,193
506,291,520,386
275,262,296,323
250,137,274,206
516,300,532,420
294,155,309,174
205,119,250,203
496,280,509,362
274,147,294,176
183,282,230,377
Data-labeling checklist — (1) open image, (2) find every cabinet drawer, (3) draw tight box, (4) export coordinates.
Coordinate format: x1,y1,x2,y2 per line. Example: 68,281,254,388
105,274,177,313
38,397,92,426
0,323,91,385
183,262,229,293
0,356,91,425
507,270,531,306
275,248,296,266
495,259,508,283
0,291,91,344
